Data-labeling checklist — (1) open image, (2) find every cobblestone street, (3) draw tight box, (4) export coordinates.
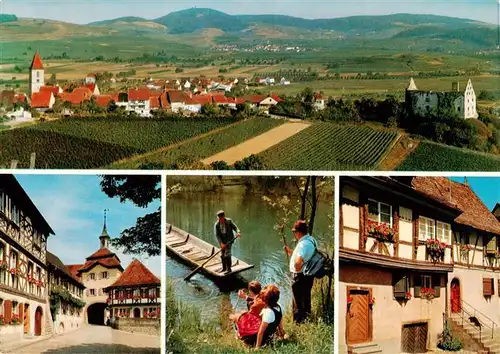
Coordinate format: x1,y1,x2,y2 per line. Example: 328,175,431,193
11,325,160,353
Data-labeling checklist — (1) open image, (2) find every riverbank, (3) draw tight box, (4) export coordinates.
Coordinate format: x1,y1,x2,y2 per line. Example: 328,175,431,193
166,278,334,354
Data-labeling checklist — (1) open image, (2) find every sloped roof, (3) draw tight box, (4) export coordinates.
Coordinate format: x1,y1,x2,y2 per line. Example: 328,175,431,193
412,177,500,235
31,91,53,108
85,84,96,93
269,94,283,103
73,87,92,97
78,257,123,273
39,86,60,95
150,96,160,109
66,264,83,280
30,52,44,70
107,259,160,288
159,92,169,108
95,95,113,108
128,88,150,101
168,90,188,103
244,95,266,104
47,252,84,287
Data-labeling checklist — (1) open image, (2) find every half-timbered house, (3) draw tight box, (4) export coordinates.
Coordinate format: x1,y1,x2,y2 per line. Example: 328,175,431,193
105,259,160,320
340,177,500,353
0,175,54,343
47,251,85,334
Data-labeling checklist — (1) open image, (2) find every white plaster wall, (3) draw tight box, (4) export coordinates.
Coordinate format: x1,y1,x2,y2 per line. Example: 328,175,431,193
343,230,359,250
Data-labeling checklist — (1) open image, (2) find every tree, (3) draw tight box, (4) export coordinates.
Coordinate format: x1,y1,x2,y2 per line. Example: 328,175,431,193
233,155,265,170
210,161,231,170
100,175,161,256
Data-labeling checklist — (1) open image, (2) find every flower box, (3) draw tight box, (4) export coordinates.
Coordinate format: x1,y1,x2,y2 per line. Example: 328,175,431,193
368,297,375,306
460,244,472,258
347,296,353,310
405,292,412,300
421,287,435,300
426,239,449,262
9,268,18,275
367,221,394,243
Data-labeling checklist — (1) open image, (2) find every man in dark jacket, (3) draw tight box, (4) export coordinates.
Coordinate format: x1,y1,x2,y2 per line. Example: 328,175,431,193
214,210,241,274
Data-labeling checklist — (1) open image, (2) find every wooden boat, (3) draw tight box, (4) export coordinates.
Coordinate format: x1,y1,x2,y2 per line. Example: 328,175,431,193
166,224,255,279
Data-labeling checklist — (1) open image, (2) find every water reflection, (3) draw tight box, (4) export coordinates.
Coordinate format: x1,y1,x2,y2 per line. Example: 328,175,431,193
166,185,332,321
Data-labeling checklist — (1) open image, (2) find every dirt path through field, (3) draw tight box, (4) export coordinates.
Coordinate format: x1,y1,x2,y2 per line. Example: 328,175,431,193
201,122,311,165
379,134,420,170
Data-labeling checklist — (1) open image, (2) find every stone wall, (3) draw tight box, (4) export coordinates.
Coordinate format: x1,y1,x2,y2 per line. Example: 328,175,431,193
112,317,160,336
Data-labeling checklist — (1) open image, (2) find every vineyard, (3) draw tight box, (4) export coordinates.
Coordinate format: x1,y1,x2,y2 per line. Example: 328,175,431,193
0,129,138,169
0,117,239,169
31,117,236,151
112,118,284,169
397,141,500,171
259,123,399,170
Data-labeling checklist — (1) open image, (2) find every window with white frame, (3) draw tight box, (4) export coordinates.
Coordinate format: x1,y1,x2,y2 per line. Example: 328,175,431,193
436,222,451,245
101,271,108,279
89,289,95,296
368,199,392,226
89,273,95,281
419,217,436,241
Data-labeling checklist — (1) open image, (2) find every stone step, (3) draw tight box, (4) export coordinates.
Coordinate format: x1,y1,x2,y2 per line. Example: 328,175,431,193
349,343,383,354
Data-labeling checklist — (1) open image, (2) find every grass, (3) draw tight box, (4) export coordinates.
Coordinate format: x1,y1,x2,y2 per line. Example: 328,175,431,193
112,118,285,169
166,278,334,354
259,122,399,170
397,140,500,171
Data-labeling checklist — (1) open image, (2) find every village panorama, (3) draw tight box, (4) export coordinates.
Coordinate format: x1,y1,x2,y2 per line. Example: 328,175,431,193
0,6,499,171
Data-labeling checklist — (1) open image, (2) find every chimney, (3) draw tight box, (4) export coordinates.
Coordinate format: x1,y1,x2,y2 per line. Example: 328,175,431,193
452,82,459,92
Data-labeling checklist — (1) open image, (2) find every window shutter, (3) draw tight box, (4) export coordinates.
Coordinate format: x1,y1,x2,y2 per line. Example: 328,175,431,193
433,275,441,298
492,278,495,296
498,280,500,297
4,300,12,323
414,275,422,298
393,275,407,299
483,278,493,296
156,287,160,298
18,303,24,320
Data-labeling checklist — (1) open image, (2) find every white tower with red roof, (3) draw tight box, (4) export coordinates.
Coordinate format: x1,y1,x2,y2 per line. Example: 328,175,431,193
29,52,45,95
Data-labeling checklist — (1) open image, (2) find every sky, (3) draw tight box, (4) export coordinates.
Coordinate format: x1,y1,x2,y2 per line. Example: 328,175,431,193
450,176,500,210
14,174,161,277
0,0,498,25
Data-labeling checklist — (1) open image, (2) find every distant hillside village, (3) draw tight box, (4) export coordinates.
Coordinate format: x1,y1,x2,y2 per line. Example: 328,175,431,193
0,52,479,122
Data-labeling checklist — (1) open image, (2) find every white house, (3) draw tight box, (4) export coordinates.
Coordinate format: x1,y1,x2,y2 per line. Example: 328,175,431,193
127,88,152,117
280,77,291,85
405,78,478,119
313,93,326,111
85,74,96,85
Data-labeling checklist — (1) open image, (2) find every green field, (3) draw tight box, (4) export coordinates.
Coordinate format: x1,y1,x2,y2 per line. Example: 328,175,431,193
32,117,234,151
112,118,284,169
397,141,500,171
259,123,399,170
0,117,238,169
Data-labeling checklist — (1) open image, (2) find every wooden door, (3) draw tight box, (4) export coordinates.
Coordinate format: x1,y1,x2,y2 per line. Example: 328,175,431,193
23,304,30,334
451,279,461,313
133,308,140,318
34,307,42,336
346,288,371,344
402,323,428,353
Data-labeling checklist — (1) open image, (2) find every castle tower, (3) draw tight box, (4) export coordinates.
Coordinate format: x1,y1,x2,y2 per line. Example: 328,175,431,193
99,209,111,249
29,52,45,95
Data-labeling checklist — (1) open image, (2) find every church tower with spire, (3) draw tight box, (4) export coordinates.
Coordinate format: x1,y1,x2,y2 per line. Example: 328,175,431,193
99,209,111,249
29,51,45,95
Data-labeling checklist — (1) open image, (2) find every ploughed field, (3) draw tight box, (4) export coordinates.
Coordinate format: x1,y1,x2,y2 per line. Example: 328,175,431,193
258,123,400,170
397,141,500,171
0,117,236,169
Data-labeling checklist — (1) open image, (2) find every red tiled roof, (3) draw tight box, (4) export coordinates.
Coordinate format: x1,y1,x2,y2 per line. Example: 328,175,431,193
129,88,150,101
193,94,212,105
244,95,266,104
150,96,160,109
79,258,123,272
66,264,83,280
87,73,96,78
30,91,53,108
149,90,162,97
40,86,60,95
270,94,283,103
95,95,113,108
108,259,160,288
14,94,27,104
314,93,323,100
234,97,245,105
85,84,96,93
212,94,230,104
59,91,90,105
412,177,500,235
73,87,92,97
87,248,114,260
168,90,189,103
30,52,44,70
159,92,169,108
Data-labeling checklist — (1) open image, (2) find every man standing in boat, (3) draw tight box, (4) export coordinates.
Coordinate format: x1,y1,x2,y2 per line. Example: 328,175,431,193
214,210,241,274
284,220,316,323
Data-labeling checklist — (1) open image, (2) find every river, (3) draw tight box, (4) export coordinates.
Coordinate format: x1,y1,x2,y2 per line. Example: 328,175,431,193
166,184,333,321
